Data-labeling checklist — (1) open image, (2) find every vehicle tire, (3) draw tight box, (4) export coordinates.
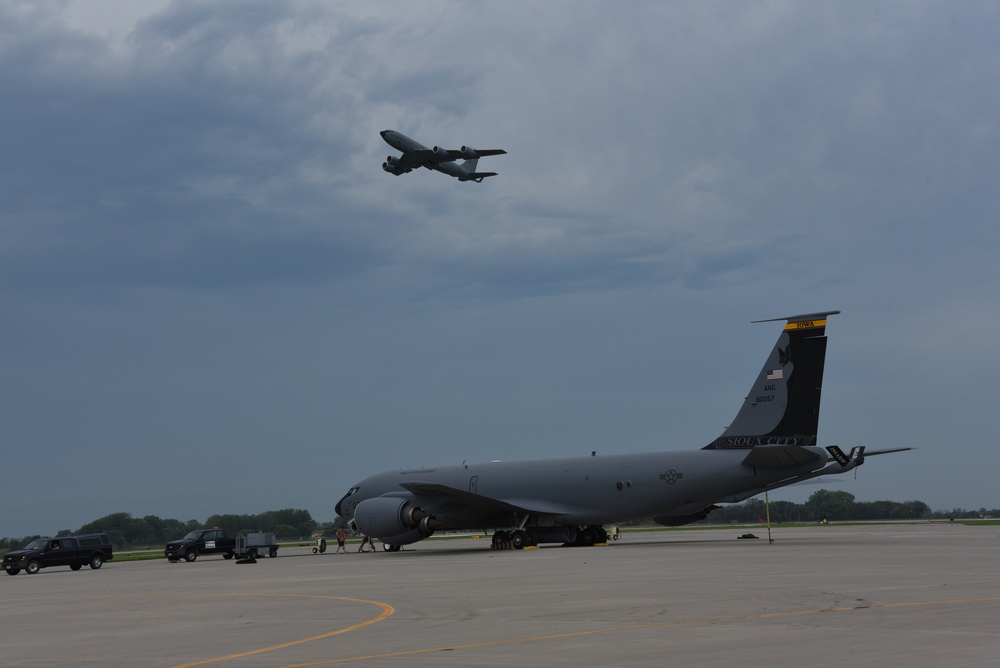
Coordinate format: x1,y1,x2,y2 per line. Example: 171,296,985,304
26,560,41,575
223,553,234,560
89,554,104,569
70,564,83,571
511,530,527,549
184,550,198,563
6,567,20,575
269,548,278,558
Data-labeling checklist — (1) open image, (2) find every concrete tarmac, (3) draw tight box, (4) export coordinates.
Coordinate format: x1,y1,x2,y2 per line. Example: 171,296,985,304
2,524,998,667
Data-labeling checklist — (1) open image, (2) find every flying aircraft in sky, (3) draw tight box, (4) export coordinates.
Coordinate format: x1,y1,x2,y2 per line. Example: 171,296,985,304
380,129,507,182
336,311,910,551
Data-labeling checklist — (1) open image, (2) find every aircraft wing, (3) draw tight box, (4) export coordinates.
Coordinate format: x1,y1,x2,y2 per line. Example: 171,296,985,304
394,152,422,169
398,481,588,524
408,148,449,164
400,482,529,514
439,148,507,159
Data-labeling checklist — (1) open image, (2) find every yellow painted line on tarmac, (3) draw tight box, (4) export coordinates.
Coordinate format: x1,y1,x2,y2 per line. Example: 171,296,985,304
170,594,393,668
279,596,1000,666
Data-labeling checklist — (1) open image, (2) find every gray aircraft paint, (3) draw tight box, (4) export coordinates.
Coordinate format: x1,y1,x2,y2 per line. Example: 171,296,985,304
380,130,506,182
336,311,908,549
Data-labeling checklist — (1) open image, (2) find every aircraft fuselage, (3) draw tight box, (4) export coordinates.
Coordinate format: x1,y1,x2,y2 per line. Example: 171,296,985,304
337,447,828,532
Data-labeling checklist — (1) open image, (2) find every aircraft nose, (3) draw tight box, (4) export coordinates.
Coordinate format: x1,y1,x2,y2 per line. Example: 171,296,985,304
380,130,388,138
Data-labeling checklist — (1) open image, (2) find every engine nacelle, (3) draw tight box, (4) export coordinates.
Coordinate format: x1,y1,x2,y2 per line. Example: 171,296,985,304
383,156,407,175
432,145,448,156
459,145,479,159
353,496,439,542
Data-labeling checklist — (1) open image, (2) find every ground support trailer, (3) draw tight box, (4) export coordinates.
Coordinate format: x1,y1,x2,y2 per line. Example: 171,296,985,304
234,532,279,560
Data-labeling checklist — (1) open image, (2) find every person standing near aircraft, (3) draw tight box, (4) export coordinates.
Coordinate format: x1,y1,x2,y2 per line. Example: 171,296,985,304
335,527,347,554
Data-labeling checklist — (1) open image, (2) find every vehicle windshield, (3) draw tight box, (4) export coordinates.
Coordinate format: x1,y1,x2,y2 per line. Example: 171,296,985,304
182,531,203,540
23,539,49,549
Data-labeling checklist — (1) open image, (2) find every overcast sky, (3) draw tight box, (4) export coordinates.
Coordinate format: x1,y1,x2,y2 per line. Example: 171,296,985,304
3,1,998,538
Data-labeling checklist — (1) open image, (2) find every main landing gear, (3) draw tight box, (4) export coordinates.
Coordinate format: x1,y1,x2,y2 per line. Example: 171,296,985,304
491,530,537,550
490,525,609,550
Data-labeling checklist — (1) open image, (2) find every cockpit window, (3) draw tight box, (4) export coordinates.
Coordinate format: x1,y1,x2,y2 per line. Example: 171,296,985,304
335,487,360,518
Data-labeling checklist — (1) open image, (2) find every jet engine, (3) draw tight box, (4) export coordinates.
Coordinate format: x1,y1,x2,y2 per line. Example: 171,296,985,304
459,145,479,159
353,496,439,544
383,156,406,175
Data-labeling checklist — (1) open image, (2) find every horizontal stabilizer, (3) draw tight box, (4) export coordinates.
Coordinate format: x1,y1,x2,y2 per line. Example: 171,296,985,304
827,445,912,465
741,445,825,468
469,172,498,179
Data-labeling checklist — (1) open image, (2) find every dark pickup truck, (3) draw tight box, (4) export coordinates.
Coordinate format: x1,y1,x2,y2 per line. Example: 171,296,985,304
165,529,236,562
3,533,114,575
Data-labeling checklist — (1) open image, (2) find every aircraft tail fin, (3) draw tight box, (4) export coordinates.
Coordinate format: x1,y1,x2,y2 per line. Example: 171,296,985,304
703,311,840,450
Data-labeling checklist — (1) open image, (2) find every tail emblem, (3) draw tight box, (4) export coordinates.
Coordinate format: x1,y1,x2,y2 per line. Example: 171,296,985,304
778,345,791,366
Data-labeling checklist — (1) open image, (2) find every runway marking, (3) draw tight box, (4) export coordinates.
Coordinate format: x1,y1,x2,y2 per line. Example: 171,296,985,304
169,594,393,668
278,596,1000,666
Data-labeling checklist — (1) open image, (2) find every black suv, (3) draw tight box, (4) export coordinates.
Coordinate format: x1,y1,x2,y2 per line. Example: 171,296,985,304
4,533,115,575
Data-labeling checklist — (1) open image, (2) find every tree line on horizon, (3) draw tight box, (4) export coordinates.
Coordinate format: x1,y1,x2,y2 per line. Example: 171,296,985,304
2,492,998,551
0,508,324,551
693,490,996,525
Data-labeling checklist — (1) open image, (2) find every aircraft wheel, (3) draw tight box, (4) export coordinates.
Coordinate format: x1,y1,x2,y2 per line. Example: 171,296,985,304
511,530,527,549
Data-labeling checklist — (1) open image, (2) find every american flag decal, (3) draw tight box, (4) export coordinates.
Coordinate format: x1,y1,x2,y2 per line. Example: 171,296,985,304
766,369,783,380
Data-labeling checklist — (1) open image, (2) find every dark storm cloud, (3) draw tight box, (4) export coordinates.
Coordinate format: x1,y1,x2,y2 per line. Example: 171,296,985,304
2,1,1000,537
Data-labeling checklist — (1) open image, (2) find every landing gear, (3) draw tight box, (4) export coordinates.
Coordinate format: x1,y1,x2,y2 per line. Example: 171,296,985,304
511,530,529,549
491,524,610,550
492,529,539,550
564,525,607,547
492,531,513,550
